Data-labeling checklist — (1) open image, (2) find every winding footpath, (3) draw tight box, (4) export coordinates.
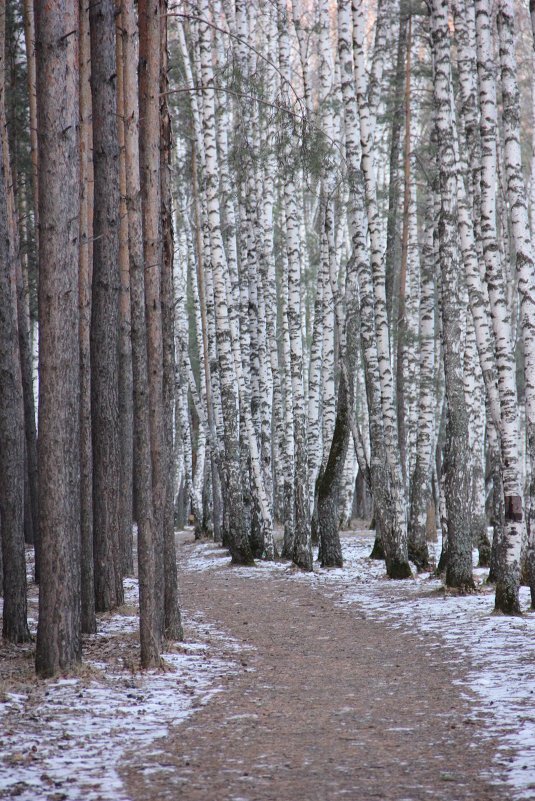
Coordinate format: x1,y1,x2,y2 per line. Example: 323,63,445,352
120,531,512,801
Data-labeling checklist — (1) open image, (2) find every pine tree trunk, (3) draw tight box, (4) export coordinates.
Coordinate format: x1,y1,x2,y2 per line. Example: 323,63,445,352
35,0,81,674
122,0,160,666
0,6,38,566
116,6,134,578
0,90,29,643
139,0,167,631
90,0,124,612
79,0,96,634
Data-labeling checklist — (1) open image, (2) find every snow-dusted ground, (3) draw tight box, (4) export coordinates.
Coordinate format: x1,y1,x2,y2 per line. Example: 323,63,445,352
186,530,535,800
3,530,535,800
0,575,244,801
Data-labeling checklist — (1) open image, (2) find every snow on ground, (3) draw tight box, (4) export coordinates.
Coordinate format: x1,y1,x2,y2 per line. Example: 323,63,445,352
0,573,244,801
186,530,535,800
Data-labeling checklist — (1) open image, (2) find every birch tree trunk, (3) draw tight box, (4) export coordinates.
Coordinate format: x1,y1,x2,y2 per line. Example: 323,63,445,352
408,190,436,570
278,0,312,571
475,0,522,612
349,0,410,577
498,0,535,609
199,0,253,565
160,0,182,640
430,0,473,590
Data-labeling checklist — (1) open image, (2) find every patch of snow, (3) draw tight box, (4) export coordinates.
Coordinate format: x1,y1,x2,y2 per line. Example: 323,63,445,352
0,602,243,801
299,533,535,799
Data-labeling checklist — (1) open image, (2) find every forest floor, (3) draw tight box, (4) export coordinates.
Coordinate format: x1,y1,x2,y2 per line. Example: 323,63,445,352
1,525,535,800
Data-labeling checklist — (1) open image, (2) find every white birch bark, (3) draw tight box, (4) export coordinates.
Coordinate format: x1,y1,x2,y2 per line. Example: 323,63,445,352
278,0,312,570
475,0,523,611
430,0,473,589
198,0,253,564
350,0,410,575
338,0,410,577
408,188,436,569
497,0,535,607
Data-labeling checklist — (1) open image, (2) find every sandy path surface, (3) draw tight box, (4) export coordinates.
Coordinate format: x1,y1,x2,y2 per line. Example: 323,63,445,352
121,533,510,801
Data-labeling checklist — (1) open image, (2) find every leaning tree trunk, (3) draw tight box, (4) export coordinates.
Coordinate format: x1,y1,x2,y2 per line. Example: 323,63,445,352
35,0,81,675
89,0,124,612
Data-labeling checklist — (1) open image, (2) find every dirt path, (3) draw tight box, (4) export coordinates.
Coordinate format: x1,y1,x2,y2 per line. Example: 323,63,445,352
121,533,510,801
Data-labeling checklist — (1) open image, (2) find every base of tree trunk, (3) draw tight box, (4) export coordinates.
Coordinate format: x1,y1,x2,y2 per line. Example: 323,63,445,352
495,567,521,614
408,542,430,572
386,558,412,579
369,535,385,560
293,543,313,572
477,535,492,568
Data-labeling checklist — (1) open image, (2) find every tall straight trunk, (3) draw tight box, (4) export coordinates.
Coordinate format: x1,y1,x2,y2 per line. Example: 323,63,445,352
350,0,410,577
116,5,134,578
278,0,312,571
408,190,436,570
121,0,159,667
0,93,28,643
498,0,535,609
475,0,522,612
160,0,182,639
279,202,296,560
199,0,253,565
396,12,412,488
0,4,38,564
35,0,81,675
430,0,473,589
79,0,96,634
139,0,166,631
22,0,38,258
384,6,409,327
89,0,124,612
